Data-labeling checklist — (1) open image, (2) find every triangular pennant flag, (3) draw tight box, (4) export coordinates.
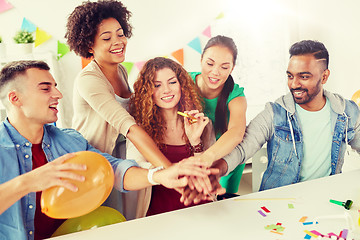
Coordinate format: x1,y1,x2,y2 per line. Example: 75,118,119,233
121,62,134,74
187,37,202,54
81,57,92,69
21,18,37,33
57,41,70,60
135,61,146,70
216,12,224,20
35,28,52,47
202,26,211,38
171,49,184,66
0,0,13,13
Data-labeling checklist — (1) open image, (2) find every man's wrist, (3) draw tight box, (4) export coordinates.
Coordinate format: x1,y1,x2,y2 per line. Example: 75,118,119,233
212,159,228,177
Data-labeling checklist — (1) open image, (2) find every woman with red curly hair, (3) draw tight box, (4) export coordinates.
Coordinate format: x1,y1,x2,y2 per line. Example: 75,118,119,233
65,0,172,220
128,57,215,216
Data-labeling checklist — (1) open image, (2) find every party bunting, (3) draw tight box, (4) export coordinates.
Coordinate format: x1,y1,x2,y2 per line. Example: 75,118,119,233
81,57,92,69
187,37,202,54
35,28,52,47
171,49,184,66
216,12,224,20
121,62,134,74
135,61,146,70
0,0,13,13
21,18,37,33
202,26,211,38
57,41,70,60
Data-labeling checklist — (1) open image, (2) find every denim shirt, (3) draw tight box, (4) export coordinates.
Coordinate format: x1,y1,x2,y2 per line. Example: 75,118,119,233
259,91,360,190
230,91,360,191
0,120,137,240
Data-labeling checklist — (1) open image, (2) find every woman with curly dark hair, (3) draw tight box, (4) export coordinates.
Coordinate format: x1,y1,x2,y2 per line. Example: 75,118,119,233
128,57,215,216
65,0,172,220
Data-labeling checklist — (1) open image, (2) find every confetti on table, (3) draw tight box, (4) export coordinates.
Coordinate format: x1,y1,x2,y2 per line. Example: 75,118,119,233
310,230,322,237
261,206,271,213
299,216,308,222
264,224,284,231
288,203,294,209
258,210,267,217
302,221,318,225
265,223,285,235
304,230,318,238
304,234,311,239
270,230,283,235
340,229,348,239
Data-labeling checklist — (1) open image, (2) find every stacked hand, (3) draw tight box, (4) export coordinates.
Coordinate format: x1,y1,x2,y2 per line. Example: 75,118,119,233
152,156,224,205
179,161,226,205
153,156,212,189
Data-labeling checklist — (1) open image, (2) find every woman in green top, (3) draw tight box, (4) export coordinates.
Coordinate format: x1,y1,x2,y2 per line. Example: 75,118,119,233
190,35,247,195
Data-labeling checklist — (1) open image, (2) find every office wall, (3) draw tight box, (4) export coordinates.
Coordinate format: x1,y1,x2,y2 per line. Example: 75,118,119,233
293,0,360,100
1,0,359,127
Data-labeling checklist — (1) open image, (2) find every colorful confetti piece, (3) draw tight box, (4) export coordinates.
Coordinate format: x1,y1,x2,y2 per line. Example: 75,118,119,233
261,206,271,213
299,216,308,222
264,224,284,232
258,210,266,217
270,230,283,235
304,234,311,239
304,230,318,238
340,229,348,238
302,221,318,225
288,203,294,209
310,230,322,236
328,232,338,237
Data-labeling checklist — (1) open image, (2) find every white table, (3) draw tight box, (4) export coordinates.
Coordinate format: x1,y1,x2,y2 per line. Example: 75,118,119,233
52,170,360,239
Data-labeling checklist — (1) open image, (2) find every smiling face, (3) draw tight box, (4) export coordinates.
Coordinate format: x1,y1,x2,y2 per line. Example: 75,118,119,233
90,17,127,65
152,68,181,110
14,68,63,125
287,54,329,111
200,45,234,93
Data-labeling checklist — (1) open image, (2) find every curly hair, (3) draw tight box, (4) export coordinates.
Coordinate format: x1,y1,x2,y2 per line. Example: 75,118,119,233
130,57,203,146
65,0,132,59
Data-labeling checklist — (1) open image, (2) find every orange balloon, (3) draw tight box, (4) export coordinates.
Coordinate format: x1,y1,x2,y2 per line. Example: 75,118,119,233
351,90,360,107
41,151,114,219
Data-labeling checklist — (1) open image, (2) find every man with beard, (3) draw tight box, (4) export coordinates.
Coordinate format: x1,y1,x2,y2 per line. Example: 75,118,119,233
219,40,360,192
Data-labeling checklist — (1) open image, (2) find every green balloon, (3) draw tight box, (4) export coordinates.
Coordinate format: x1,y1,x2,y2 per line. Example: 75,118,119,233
52,206,126,237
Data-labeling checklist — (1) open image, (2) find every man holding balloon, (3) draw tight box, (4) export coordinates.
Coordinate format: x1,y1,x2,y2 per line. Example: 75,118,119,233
0,60,225,240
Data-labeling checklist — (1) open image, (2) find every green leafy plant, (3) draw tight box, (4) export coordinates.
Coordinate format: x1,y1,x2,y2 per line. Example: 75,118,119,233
13,30,34,44
0,36,2,43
